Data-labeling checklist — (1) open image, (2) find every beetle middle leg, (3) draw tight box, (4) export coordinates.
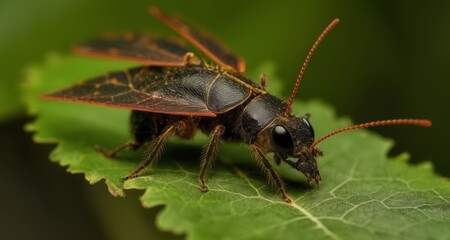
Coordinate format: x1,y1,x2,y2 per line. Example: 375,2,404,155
198,125,225,192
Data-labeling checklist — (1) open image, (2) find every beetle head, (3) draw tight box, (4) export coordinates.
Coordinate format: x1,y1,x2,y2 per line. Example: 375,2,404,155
260,17,431,187
269,115,322,185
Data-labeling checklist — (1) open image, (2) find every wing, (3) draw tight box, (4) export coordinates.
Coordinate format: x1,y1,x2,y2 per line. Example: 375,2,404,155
74,34,197,67
43,66,217,117
149,7,246,73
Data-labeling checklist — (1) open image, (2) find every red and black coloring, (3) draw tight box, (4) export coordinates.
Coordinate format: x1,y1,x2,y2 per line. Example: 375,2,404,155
43,7,432,203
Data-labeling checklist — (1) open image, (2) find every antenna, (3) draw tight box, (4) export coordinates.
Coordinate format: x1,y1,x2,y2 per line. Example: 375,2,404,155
284,18,340,116
310,119,432,150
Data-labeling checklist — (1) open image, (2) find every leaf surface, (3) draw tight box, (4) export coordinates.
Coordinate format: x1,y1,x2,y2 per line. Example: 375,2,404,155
24,55,450,240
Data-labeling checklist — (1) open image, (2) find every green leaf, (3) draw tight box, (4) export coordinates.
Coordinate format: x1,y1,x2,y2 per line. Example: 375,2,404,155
24,55,450,240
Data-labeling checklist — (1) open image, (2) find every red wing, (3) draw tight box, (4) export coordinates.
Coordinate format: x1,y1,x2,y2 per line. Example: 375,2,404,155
74,34,197,67
149,7,246,73
43,66,216,117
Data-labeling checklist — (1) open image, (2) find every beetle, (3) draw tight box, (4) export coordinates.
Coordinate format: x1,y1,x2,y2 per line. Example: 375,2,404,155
43,7,431,203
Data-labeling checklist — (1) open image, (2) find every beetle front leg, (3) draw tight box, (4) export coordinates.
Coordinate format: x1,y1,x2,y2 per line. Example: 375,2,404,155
198,125,225,192
251,145,292,203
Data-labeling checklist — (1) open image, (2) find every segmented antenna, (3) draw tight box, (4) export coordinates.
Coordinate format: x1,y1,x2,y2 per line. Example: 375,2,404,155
284,18,340,116
310,119,432,150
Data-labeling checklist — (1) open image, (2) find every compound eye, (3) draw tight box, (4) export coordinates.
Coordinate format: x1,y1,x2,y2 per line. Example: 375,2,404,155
272,125,294,153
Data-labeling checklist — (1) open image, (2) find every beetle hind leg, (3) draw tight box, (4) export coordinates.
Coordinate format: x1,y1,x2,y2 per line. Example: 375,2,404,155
95,111,158,158
95,142,141,158
198,125,225,192
124,112,200,180
123,123,177,180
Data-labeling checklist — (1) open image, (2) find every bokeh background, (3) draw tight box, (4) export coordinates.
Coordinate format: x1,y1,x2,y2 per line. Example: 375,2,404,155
1,0,449,239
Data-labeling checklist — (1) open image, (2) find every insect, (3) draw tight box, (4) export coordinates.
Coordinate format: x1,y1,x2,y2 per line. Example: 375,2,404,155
44,7,431,203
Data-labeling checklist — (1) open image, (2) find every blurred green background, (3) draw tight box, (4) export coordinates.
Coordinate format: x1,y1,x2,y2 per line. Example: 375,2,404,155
1,0,449,239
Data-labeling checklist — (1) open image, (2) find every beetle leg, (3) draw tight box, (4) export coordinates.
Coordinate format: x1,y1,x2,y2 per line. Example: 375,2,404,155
198,125,225,192
123,123,178,180
251,145,292,203
96,111,158,158
259,74,267,91
95,142,140,158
